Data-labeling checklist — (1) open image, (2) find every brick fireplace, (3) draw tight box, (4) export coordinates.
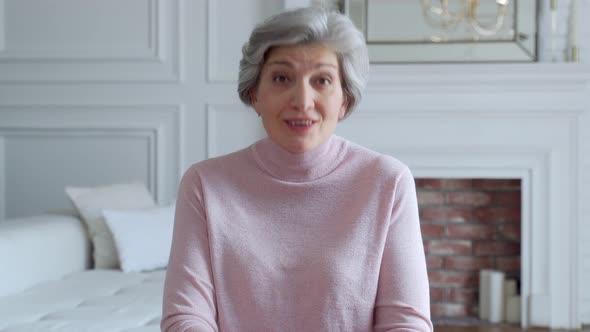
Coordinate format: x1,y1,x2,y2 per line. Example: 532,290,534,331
336,63,589,329
417,178,522,320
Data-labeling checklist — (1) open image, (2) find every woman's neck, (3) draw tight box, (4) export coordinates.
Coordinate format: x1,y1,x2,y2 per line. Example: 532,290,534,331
251,135,347,183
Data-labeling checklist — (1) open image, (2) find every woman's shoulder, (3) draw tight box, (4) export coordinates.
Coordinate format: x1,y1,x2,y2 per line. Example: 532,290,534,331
342,137,411,177
182,145,253,178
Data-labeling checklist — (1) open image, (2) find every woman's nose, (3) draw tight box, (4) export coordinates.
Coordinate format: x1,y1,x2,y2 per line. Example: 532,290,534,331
290,81,314,112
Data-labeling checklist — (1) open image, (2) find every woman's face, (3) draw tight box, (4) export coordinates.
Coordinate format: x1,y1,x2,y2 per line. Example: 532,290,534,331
252,44,348,154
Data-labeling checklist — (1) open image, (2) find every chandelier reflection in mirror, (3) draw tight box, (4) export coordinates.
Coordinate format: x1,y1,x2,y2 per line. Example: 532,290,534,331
421,0,509,37
322,0,536,62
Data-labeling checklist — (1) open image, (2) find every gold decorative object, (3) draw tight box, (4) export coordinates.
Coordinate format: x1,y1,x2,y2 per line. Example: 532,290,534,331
420,0,510,37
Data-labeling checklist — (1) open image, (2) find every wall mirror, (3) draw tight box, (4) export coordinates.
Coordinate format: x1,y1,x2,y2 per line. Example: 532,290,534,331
341,0,538,63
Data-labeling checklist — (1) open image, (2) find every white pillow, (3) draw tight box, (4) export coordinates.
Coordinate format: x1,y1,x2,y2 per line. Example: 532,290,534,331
65,182,156,269
102,205,175,272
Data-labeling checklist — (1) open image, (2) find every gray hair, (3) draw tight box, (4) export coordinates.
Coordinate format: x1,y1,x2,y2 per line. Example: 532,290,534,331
238,7,369,119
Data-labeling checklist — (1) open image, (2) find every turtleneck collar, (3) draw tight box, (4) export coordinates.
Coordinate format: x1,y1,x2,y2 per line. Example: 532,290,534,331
251,135,348,183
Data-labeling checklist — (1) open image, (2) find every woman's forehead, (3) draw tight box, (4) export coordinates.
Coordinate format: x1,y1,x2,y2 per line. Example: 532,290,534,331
263,44,339,69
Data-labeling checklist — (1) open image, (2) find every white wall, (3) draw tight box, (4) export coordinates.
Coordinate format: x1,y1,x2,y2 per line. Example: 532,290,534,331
0,0,589,327
0,0,276,218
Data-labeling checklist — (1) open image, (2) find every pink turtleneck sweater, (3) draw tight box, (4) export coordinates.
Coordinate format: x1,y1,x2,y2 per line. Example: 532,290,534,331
161,135,433,332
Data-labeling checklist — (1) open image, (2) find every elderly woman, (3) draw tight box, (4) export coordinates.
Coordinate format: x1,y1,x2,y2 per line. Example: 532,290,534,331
161,7,432,332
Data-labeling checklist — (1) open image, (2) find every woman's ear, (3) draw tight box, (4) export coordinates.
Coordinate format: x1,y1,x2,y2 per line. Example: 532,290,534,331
250,90,261,117
338,98,349,120
250,90,257,106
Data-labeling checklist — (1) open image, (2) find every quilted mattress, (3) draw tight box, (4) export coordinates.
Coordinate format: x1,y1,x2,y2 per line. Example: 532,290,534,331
0,269,165,332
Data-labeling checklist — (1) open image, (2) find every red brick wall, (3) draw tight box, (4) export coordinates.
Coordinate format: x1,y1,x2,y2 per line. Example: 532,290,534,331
416,179,521,319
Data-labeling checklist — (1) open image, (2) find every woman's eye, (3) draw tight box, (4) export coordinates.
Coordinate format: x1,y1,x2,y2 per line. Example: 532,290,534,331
317,77,332,85
272,75,289,83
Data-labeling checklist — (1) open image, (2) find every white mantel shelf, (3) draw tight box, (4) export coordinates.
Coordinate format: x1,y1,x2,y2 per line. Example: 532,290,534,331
367,63,590,91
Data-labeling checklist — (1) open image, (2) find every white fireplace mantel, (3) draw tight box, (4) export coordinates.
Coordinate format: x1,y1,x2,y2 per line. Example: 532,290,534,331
337,63,590,329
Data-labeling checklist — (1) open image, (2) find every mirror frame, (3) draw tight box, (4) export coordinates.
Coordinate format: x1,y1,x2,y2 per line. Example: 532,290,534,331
343,0,538,63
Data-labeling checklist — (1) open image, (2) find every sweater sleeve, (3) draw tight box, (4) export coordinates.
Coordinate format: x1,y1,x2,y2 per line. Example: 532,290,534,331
161,167,219,332
374,168,434,332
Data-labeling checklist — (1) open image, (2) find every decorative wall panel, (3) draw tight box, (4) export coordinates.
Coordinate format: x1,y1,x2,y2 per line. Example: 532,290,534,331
206,104,265,158
207,0,281,82
0,104,183,219
0,0,181,82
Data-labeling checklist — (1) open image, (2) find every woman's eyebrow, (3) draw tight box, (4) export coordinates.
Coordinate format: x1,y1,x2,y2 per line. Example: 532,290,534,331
266,60,293,68
315,63,338,69
266,61,338,70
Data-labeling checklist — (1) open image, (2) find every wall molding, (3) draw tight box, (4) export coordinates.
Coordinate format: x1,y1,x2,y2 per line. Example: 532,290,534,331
206,0,283,83
367,63,590,92
0,0,5,52
206,0,236,83
205,103,264,158
0,127,155,220
0,136,4,220
0,0,159,60
0,104,184,218
0,0,182,83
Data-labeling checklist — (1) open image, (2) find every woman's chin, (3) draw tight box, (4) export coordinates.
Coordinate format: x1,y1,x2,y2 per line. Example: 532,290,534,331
284,138,327,154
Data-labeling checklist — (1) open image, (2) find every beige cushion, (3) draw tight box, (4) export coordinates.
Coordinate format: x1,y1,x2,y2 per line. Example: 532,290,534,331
65,182,155,269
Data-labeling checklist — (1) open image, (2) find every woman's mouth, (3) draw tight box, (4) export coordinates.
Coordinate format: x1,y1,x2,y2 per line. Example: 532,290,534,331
284,119,316,132
286,120,314,127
